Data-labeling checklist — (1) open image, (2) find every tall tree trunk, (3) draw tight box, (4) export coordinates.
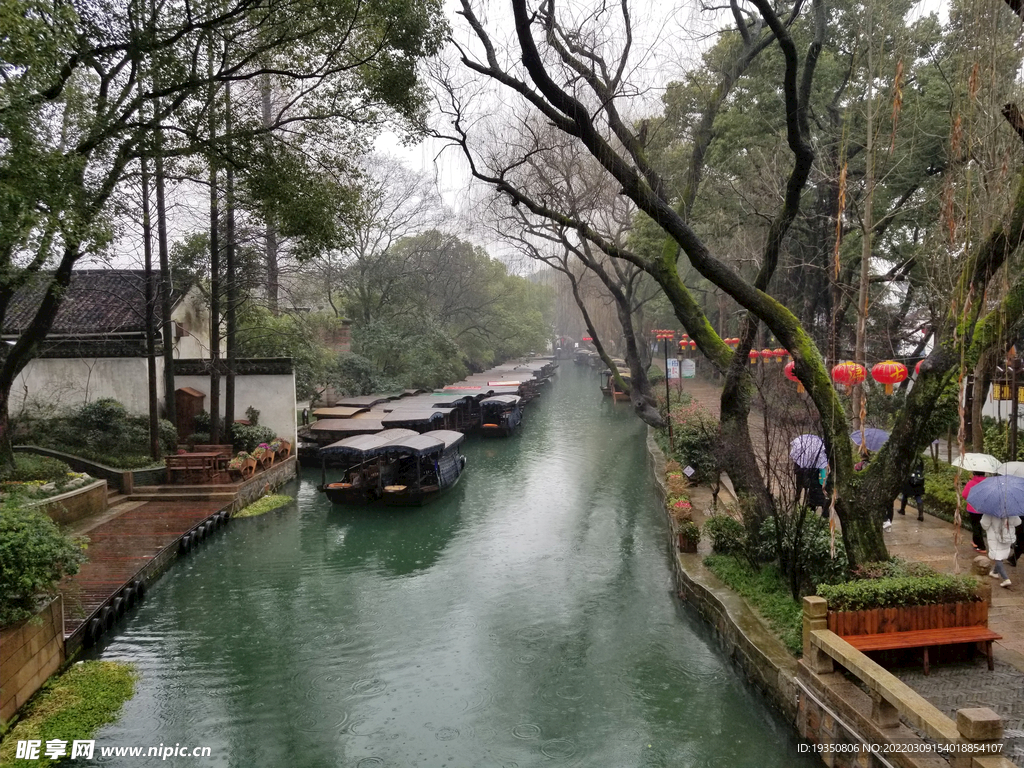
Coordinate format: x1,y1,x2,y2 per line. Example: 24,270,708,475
156,153,176,430
224,82,236,437
141,153,161,460
208,29,221,444
262,76,280,314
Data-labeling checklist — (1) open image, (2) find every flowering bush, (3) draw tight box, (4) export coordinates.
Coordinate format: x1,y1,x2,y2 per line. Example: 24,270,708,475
666,400,718,483
228,452,253,471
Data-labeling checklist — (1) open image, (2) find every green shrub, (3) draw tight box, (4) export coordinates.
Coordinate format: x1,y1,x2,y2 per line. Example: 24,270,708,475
231,423,277,453
665,399,718,483
923,459,965,523
816,573,979,612
0,496,87,627
193,410,212,432
703,514,745,555
647,364,665,385
704,554,802,654
852,557,935,580
756,512,848,595
14,400,173,468
0,455,72,485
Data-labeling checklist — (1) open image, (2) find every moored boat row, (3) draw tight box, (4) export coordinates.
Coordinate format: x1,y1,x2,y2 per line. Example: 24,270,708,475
307,357,555,506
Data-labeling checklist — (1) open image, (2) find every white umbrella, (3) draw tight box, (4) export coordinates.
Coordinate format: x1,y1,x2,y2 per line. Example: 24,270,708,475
953,452,1002,474
997,461,1024,478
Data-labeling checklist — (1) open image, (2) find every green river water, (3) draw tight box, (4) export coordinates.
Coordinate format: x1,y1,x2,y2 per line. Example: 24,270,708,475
85,364,817,767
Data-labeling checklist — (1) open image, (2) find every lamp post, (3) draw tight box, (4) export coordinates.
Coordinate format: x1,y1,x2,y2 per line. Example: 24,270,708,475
655,329,675,451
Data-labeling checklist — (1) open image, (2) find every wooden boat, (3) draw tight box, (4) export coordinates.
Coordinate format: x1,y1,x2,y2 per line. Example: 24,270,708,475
600,368,631,401
479,395,523,436
379,430,467,507
316,429,418,505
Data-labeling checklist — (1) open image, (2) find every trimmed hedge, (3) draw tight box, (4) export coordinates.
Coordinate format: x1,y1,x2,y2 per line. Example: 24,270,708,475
816,573,979,612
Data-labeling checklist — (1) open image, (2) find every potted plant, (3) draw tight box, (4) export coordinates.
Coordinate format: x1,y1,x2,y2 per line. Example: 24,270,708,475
677,519,701,553
227,452,256,480
251,444,275,469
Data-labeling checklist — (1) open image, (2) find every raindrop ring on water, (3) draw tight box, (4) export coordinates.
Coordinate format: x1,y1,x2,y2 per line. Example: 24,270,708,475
511,723,542,740
540,738,577,759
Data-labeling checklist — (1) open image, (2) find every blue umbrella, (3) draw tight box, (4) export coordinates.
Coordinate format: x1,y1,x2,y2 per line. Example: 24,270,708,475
851,428,890,452
966,476,1024,518
790,434,827,469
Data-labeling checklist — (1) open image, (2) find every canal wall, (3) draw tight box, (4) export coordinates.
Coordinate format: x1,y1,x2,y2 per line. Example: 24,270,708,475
1,597,64,725
646,431,1017,768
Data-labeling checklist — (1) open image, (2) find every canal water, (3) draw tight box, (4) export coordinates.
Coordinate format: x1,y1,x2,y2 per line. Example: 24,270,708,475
86,365,816,767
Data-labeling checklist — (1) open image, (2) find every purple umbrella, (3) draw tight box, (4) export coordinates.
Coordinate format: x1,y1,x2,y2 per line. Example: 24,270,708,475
966,476,1024,518
850,428,890,453
790,434,827,469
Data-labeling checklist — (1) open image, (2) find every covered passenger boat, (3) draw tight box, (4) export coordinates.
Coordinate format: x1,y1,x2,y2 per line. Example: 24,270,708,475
316,429,418,504
379,430,467,507
600,368,632,402
479,395,523,436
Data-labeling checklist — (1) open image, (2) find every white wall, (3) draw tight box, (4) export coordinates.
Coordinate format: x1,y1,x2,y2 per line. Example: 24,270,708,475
13,360,296,445
11,358,153,417
175,374,297,444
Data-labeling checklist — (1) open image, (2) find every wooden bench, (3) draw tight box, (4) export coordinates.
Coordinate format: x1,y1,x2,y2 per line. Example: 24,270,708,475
191,445,234,470
842,626,1002,675
165,452,223,484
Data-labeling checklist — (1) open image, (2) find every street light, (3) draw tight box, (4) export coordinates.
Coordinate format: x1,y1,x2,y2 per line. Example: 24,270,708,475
654,329,675,451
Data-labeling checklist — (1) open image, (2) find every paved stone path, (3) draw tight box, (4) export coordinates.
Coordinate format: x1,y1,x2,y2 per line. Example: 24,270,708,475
674,375,1024,758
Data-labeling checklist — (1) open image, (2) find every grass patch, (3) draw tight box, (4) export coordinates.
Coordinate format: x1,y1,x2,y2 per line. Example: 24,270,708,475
235,494,292,518
704,554,803,656
0,661,137,766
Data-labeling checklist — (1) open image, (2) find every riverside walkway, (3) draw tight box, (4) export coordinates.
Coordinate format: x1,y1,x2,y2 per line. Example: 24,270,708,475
676,376,1024,763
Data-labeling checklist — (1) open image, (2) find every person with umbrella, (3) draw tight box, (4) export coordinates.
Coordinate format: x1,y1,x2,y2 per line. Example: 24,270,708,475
968,475,1024,587
957,452,1003,551
963,472,989,552
791,435,828,515
895,456,926,525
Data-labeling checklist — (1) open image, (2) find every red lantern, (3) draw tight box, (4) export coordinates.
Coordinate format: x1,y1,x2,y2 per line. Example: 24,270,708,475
582,336,592,342
831,361,866,387
749,350,760,365
688,340,696,350
760,348,773,362
871,360,908,395
784,360,804,393
773,348,786,362
914,359,922,375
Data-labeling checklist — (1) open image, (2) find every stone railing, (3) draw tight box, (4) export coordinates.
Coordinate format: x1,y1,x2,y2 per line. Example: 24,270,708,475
802,596,1015,768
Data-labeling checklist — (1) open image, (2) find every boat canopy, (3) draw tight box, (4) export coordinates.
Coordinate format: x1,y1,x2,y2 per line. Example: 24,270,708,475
381,430,465,457
481,395,522,406
311,406,368,419
318,428,418,459
308,418,383,434
333,394,397,408
381,409,447,427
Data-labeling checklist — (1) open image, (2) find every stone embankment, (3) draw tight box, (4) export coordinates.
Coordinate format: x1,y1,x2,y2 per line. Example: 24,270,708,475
648,430,1019,768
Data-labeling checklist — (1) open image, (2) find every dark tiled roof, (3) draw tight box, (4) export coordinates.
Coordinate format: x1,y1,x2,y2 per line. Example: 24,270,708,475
2,270,186,336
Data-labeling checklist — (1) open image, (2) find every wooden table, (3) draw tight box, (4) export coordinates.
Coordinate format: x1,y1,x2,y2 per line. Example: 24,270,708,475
165,452,226,484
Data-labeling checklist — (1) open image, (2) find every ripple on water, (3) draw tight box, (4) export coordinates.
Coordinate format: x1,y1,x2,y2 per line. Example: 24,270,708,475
515,626,548,643
512,653,536,666
511,723,542,740
350,678,387,696
356,758,385,768
540,738,577,759
435,726,460,741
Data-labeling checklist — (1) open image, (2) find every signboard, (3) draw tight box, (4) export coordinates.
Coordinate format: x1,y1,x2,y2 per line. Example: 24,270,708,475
666,359,679,380
681,360,696,379
993,382,1024,403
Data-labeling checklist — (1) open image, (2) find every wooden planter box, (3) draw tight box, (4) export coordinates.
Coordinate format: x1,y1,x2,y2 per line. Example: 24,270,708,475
826,600,988,636
677,532,699,553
